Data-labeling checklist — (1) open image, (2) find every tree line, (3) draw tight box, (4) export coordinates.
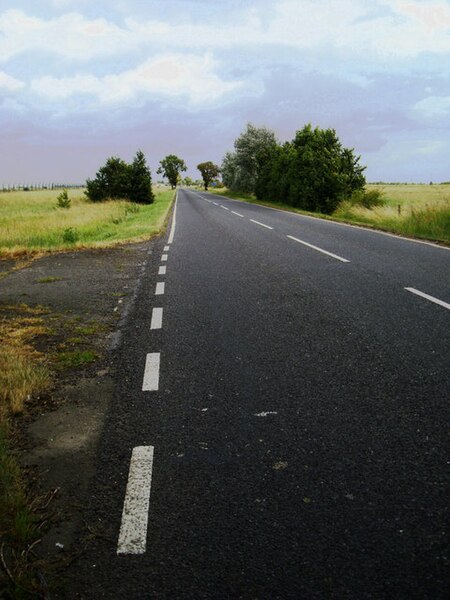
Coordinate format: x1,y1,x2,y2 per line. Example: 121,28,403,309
61,122,368,212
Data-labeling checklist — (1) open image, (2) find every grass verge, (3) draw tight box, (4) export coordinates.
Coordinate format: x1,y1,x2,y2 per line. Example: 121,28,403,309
0,305,105,597
0,305,53,597
0,186,175,258
210,185,450,245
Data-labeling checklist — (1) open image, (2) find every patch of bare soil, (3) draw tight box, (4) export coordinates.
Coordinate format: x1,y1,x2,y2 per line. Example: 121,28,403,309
0,241,153,594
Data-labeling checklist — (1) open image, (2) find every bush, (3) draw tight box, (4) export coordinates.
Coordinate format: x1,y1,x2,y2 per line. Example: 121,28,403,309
349,188,385,209
85,150,154,204
62,227,79,243
253,124,366,214
56,189,71,209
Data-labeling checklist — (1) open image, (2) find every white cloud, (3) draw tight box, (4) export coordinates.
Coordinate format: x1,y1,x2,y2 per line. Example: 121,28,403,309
413,95,450,117
0,9,132,62
1,1,450,67
0,71,25,92
30,54,243,105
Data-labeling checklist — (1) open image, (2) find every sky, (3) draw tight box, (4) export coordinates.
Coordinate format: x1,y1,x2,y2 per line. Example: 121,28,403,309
0,0,449,184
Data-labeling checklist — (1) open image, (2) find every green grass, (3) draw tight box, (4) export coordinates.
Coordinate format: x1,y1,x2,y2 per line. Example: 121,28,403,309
54,349,98,369
213,185,450,244
0,186,175,257
35,276,63,284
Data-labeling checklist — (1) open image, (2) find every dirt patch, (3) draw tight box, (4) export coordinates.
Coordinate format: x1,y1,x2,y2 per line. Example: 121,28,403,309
0,240,154,594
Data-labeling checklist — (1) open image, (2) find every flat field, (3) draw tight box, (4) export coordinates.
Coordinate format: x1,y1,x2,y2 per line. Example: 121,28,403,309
0,186,175,257
334,183,450,243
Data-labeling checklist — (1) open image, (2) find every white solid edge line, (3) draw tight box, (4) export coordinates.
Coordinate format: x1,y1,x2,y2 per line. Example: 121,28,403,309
287,235,350,263
117,445,154,555
155,282,165,295
142,353,160,391
167,191,178,244
404,287,450,310
250,219,273,230
158,266,166,275
150,307,163,330
198,191,449,251
231,211,244,217
161,254,168,261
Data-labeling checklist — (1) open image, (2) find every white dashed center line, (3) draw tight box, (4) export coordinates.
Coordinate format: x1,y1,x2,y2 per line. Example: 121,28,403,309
232,211,244,217
155,282,165,295
220,205,230,211
250,219,273,230
142,353,160,391
405,287,450,310
167,192,178,244
117,446,154,555
163,245,170,252
212,202,219,206
161,254,168,262
158,266,166,275
287,235,350,263
150,307,163,330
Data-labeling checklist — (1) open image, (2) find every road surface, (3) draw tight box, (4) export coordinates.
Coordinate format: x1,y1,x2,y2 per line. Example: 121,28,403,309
69,188,449,599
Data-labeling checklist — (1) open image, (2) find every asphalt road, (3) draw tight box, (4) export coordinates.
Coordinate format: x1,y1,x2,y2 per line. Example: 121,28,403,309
68,189,449,599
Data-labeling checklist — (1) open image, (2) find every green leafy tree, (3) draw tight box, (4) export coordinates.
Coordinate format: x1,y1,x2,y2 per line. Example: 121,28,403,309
221,152,238,189
197,161,220,191
222,124,277,193
183,176,194,187
255,124,366,214
157,155,187,189
85,151,154,204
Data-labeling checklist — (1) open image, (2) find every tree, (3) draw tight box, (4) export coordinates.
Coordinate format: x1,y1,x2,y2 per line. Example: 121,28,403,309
197,161,220,191
127,150,154,204
183,176,194,187
85,151,154,203
221,124,277,194
157,155,187,189
254,124,366,214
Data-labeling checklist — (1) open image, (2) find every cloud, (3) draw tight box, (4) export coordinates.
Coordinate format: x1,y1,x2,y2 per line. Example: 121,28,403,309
1,1,450,67
30,54,243,106
413,95,450,117
0,9,132,62
0,71,25,92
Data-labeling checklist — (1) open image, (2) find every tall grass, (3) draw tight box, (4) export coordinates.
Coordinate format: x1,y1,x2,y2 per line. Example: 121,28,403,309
0,186,175,257
335,184,450,243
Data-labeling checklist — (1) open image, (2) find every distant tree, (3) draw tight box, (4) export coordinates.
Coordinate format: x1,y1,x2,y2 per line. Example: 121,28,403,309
221,152,238,189
127,150,154,204
222,124,277,194
183,176,194,187
255,124,366,214
85,151,154,203
197,161,220,191
157,155,187,189
85,156,129,202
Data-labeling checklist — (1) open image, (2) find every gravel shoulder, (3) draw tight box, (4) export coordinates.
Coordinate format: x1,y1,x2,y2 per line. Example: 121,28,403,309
0,238,159,592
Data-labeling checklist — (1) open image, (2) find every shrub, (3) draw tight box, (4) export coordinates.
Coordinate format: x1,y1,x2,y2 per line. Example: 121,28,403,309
56,189,71,209
85,150,154,204
349,188,385,209
62,227,79,243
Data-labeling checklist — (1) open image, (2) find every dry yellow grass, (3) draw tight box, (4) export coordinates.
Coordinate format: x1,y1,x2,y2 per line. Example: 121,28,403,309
0,305,51,420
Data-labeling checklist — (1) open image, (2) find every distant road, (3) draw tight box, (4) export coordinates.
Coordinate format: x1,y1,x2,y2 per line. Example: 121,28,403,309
70,188,449,599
